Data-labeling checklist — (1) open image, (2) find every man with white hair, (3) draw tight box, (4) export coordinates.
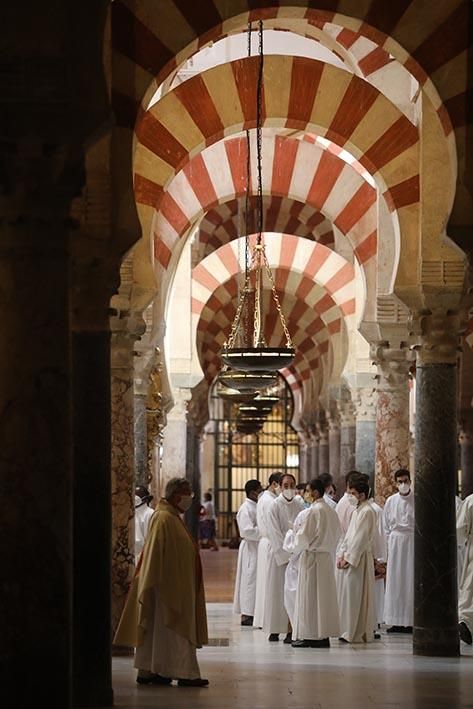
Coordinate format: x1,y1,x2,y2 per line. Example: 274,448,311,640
114,477,209,687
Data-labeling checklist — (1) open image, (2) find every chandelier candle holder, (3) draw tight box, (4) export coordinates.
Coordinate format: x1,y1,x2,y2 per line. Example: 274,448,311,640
219,19,295,376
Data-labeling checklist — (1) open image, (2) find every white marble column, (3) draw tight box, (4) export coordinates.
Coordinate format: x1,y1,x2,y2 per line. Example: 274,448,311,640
340,400,356,482
354,386,377,489
161,388,193,486
317,420,329,476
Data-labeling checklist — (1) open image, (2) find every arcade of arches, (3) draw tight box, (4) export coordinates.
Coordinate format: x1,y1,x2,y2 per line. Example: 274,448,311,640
2,2,473,707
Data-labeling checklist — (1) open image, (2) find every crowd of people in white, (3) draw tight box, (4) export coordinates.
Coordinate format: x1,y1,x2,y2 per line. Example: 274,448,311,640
233,470,473,648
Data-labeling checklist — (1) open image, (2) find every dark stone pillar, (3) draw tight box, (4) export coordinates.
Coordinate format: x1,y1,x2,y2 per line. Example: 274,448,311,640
185,424,202,541
413,311,461,657
459,409,473,498
72,332,113,707
0,221,72,708
354,386,377,489
328,417,341,484
134,393,148,486
318,423,329,476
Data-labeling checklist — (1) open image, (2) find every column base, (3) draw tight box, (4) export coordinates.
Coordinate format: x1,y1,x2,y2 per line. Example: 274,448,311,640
413,626,460,657
112,644,135,656
73,687,114,708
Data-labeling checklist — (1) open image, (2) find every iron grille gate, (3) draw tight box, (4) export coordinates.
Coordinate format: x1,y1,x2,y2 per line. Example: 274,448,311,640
211,375,300,540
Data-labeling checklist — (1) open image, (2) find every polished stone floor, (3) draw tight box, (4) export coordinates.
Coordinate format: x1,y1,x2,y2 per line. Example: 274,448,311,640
112,602,473,709
111,548,473,708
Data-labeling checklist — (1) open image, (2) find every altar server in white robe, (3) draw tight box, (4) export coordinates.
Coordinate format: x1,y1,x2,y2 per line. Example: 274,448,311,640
233,479,262,626
263,473,305,642
290,478,342,648
253,472,282,628
337,479,377,643
369,496,386,627
383,469,414,633
337,471,364,537
282,490,312,628
457,492,473,645
456,495,466,589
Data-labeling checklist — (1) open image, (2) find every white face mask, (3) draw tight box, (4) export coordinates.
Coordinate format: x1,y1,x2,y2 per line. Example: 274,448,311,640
398,482,411,495
347,493,358,507
282,488,296,501
178,495,193,512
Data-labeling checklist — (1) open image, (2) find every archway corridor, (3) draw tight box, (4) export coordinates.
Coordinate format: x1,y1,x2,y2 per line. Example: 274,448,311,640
2,3,473,708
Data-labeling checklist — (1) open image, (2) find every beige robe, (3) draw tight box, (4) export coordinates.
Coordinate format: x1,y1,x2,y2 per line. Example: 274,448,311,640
114,499,208,678
337,500,377,643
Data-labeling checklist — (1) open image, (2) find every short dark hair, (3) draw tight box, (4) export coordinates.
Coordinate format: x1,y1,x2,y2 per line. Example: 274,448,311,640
319,472,333,487
345,470,370,487
296,483,306,491
308,478,325,497
204,492,212,501
394,468,410,481
268,472,282,485
280,473,296,486
348,480,370,498
245,479,262,496
135,485,153,503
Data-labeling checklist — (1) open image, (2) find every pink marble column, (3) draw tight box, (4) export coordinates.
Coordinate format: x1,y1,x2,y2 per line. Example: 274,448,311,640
373,346,412,504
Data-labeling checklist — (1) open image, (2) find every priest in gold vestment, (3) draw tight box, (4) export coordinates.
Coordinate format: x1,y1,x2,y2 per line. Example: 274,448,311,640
114,477,209,687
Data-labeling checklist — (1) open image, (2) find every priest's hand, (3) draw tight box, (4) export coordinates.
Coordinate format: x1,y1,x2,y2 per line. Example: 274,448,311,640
336,557,349,569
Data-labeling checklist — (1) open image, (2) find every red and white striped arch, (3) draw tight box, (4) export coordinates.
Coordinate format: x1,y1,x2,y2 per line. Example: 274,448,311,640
152,133,377,318
196,195,334,258
192,235,355,398
134,55,421,303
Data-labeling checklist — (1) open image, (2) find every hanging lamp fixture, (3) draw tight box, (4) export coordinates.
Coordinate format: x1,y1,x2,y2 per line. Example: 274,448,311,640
220,19,295,374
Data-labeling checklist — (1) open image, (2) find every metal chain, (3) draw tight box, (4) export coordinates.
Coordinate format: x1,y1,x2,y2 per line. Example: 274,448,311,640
262,246,294,347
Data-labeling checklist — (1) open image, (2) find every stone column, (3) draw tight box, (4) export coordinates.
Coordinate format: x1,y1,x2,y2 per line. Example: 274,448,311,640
298,432,309,481
134,393,147,487
0,155,73,707
317,421,329,476
161,388,192,486
145,350,166,500
328,414,341,485
459,408,473,498
372,345,412,504
110,325,139,639
310,430,319,478
413,309,463,657
354,386,377,489
340,400,356,482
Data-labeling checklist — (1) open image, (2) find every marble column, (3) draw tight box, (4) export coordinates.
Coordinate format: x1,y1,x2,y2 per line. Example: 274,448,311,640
310,431,319,478
354,386,377,489
328,414,341,487
134,393,147,487
298,433,309,482
413,309,463,657
372,346,412,504
340,401,356,483
459,408,473,498
110,326,137,641
317,422,329,476
145,351,166,500
161,388,192,486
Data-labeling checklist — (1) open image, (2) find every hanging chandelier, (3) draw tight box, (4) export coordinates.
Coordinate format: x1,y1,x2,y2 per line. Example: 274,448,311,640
220,19,295,375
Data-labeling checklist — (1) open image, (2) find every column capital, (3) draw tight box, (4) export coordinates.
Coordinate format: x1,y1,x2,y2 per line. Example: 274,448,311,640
409,308,467,365
371,343,414,390
167,387,193,423
339,399,356,427
353,386,377,422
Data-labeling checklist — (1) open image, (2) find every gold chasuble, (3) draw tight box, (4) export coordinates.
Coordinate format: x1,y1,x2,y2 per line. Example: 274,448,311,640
114,499,208,648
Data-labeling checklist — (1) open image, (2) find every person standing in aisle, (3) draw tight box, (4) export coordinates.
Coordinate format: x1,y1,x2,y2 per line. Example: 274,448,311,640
233,479,262,626
383,469,414,633
262,473,305,643
253,472,282,628
457,492,473,645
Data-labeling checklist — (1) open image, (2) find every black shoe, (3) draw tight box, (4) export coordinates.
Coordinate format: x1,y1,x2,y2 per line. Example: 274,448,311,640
241,616,254,626
374,632,381,639
268,633,279,641
402,626,413,634
177,677,209,687
386,625,404,633
283,632,293,644
291,639,313,648
338,636,349,643
459,622,473,645
137,673,172,685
